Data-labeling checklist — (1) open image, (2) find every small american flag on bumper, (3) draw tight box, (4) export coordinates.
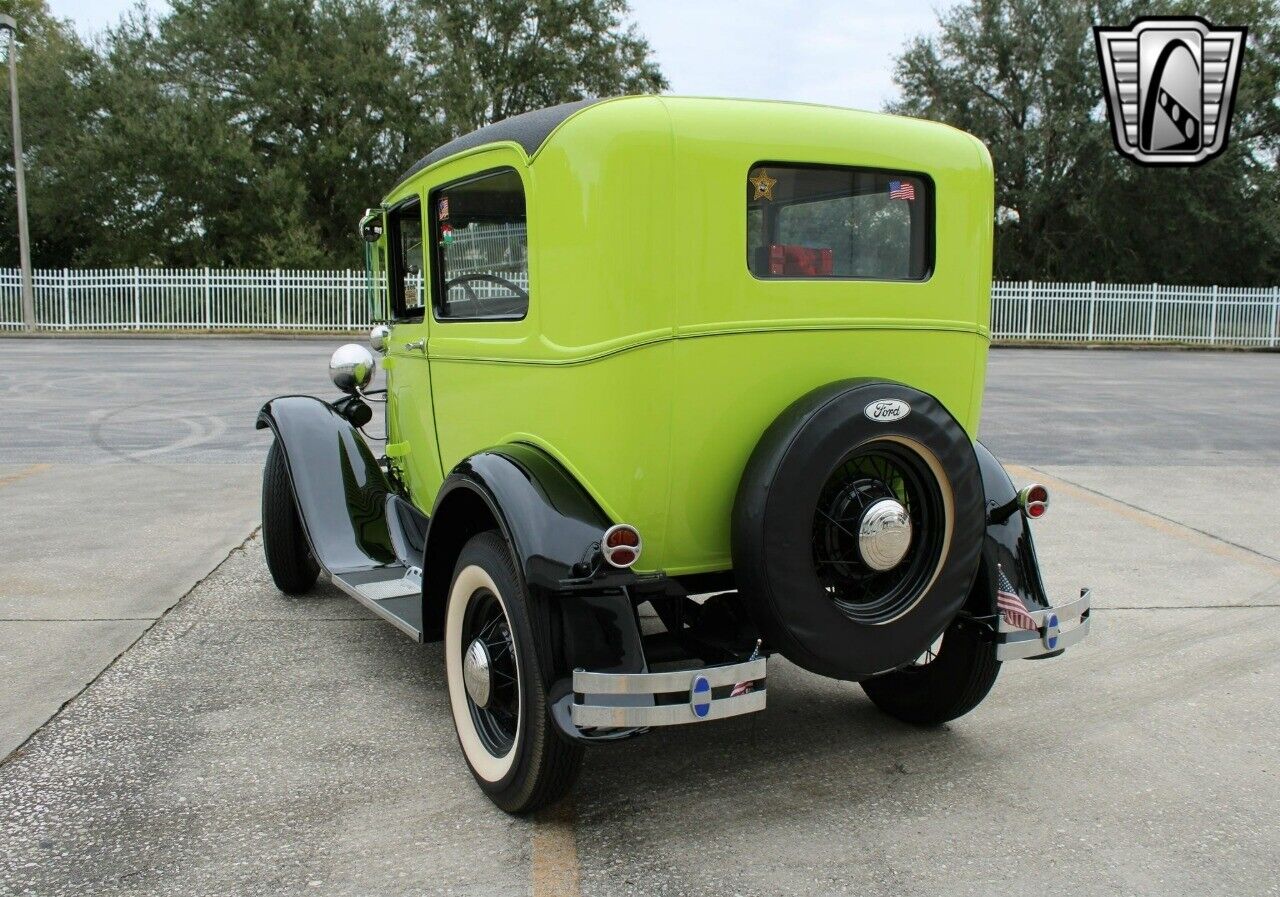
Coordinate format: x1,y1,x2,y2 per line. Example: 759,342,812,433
730,640,763,697
997,564,1038,631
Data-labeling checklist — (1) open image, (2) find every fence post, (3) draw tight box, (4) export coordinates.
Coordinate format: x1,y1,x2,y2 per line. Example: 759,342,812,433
131,267,141,330
1148,284,1157,339
203,267,211,331
62,268,70,330
1208,284,1219,345
274,269,282,330
345,271,353,331
1024,282,1032,341
1270,286,1278,349
1087,281,1096,342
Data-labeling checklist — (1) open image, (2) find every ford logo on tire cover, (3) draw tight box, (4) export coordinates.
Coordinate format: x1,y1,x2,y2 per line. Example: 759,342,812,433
864,399,911,422
690,675,712,718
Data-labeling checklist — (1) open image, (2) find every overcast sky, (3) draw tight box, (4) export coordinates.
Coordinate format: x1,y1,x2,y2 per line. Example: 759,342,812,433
45,0,945,112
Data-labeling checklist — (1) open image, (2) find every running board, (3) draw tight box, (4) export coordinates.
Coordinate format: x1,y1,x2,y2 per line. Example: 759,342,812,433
332,566,424,639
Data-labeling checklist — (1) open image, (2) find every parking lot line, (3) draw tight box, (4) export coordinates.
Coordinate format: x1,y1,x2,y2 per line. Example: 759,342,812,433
532,799,582,897
1007,463,1280,577
0,463,50,489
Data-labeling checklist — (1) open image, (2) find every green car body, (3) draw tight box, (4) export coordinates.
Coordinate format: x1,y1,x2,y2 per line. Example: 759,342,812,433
372,95,995,576
261,95,1088,812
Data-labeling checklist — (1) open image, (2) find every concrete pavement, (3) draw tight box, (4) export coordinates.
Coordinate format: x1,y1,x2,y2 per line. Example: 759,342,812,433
1,342,1277,896
0,338,350,758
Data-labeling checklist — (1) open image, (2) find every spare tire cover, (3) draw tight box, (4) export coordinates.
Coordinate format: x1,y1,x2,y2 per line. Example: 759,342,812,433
732,379,984,680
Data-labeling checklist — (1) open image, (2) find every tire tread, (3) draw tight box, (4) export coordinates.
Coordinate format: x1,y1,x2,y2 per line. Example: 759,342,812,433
261,439,320,595
860,619,1000,725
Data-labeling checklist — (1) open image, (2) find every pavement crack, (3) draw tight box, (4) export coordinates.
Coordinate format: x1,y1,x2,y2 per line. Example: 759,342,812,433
1016,464,1280,567
0,527,260,769
1101,604,1280,610
0,617,157,622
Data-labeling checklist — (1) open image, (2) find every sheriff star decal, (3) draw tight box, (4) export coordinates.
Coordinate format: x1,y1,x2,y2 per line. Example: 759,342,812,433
750,170,777,201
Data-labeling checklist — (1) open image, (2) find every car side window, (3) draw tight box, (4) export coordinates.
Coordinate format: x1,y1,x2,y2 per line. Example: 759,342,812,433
431,168,529,321
389,199,425,318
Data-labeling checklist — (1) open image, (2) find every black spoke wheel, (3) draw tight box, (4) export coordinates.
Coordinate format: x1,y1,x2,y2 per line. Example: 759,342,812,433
445,531,583,813
812,440,946,624
733,380,987,680
461,590,520,758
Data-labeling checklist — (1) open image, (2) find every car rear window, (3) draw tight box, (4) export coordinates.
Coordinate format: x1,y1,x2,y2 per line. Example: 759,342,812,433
747,165,931,281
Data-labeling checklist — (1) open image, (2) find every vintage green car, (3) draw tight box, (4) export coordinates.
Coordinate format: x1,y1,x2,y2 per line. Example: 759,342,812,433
257,96,1090,813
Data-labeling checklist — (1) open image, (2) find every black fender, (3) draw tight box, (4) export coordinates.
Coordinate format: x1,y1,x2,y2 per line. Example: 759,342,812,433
423,444,650,743
423,444,617,597
256,395,396,574
974,441,1051,616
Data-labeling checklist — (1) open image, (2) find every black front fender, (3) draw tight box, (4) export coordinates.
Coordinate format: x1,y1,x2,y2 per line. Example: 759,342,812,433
256,395,396,574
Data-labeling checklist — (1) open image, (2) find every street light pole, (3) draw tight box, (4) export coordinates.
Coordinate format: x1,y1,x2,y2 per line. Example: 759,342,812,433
0,15,35,332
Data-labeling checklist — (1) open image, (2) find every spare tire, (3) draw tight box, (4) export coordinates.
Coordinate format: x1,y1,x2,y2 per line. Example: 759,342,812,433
732,379,985,681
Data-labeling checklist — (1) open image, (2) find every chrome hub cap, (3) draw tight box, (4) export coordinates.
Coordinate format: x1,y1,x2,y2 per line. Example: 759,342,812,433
856,498,913,571
462,638,493,708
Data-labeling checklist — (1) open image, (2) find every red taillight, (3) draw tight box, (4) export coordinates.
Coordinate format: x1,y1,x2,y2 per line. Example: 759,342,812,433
601,524,642,568
1019,484,1050,519
606,527,640,548
608,547,636,566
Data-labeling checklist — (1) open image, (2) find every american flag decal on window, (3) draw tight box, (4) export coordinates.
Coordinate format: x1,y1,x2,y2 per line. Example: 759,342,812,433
888,179,916,201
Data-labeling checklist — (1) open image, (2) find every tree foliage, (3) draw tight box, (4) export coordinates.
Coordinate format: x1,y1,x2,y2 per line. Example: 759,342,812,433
891,0,1280,285
408,0,666,133
0,0,665,268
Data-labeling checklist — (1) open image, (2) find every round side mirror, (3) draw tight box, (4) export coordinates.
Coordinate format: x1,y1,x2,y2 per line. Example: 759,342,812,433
359,208,384,243
329,344,376,394
369,324,391,354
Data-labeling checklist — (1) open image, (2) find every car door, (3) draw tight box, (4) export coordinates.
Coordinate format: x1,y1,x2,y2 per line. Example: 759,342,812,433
382,194,445,509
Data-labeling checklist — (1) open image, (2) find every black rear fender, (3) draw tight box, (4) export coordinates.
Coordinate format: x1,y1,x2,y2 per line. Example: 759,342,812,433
974,441,1050,615
422,444,634,637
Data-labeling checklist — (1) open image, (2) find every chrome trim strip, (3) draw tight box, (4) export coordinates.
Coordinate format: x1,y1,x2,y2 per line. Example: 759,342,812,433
997,615,1090,661
573,658,767,695
998,588,1092,634
571,690,767,728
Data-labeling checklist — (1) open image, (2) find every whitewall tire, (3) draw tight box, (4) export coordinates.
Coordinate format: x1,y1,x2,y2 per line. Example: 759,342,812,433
442,530,583,813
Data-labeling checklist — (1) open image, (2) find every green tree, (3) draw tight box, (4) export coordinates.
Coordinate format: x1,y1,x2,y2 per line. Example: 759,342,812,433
86,0,443,267
407,0,668,134
891,0,1280,285
0,0,101,267
0,0,666,268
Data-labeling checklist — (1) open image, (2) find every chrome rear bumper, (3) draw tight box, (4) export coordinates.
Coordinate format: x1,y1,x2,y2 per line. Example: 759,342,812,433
996,588,1092,660
571,658,767,728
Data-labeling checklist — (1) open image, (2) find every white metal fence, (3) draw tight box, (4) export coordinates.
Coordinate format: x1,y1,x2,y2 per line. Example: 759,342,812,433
1,268,1277,346
0,268,378,332
991,281,1280,346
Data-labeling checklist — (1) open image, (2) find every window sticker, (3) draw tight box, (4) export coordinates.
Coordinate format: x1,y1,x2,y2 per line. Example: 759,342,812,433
750,169,777,201
888,179,916,201
438,196,450,221
440,223,454,246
